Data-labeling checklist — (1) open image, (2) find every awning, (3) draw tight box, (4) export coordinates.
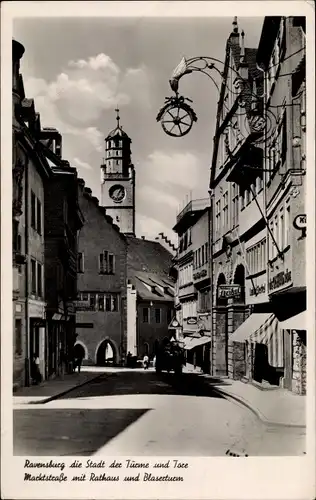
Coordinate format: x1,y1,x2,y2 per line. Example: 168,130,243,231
183,336,211,350
229,313,272,343
279,310,306,330
230,313,283,368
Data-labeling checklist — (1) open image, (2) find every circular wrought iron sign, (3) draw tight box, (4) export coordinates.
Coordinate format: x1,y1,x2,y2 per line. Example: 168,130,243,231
156,95,197,137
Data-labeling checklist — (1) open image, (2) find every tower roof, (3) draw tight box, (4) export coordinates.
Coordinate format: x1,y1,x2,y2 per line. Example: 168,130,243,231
105,108,130,140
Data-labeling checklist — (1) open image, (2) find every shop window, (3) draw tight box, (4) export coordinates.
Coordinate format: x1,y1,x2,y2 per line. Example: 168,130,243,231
77,252,84,273
15,318,22,356
31,259,36,295
143,307,149,323
31,191,36,229
155,308,161,324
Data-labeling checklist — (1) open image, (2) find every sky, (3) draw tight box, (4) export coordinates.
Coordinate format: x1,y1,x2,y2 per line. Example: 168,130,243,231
13,16,263,244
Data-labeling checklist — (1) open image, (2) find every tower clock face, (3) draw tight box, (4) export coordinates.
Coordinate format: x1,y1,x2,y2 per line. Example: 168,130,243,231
109,184,125,203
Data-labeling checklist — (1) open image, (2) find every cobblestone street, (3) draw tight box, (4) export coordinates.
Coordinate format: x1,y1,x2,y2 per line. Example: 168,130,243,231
14,369,306,457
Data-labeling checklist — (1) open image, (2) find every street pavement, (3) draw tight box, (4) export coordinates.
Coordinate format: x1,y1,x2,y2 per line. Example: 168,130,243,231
13,368,306,457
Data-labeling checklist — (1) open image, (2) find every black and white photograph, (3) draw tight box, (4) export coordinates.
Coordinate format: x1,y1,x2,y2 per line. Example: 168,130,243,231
1,2,315,499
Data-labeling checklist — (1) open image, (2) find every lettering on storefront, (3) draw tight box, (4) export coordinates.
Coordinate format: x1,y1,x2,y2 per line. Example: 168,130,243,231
250,284,266,296
218,284,241,300
73,300,94,312
269,269,292,292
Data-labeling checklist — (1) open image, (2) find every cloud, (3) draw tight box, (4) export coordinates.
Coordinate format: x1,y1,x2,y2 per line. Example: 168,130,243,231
138,185,179,210
143,151,200,190
72,157,92,170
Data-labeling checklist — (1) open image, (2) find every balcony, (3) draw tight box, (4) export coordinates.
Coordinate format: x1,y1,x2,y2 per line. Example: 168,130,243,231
173,198,209,233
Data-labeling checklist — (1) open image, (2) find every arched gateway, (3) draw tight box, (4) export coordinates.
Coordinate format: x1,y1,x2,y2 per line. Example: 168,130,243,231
95,338,119,366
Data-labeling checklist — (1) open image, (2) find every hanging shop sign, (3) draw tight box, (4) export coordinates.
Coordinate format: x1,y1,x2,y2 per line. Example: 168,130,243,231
268,269,292,292
187,317,198,325
218,284,241,300
293,214,306,238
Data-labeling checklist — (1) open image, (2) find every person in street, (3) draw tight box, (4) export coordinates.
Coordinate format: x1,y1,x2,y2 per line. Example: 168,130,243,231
74,352,83,373
143,354,149,370
126,351,132,368
31,353,42,384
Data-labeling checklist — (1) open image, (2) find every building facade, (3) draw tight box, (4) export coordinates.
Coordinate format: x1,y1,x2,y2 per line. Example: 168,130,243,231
13,39,51,388
76,178,128,365
256,16,306,394
173,198,211,371
209,17,306,395
42,136,84,378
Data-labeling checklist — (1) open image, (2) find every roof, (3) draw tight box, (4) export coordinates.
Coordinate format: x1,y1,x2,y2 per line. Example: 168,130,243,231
126,236,174,275
129,271,175,302
106,126,130,140
126,236,175,302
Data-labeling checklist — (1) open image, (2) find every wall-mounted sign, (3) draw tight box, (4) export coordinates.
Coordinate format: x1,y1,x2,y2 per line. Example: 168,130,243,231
168,318,181,329
193,269,208,281
269,269,292,292
249,284,266,297
187,317,198,325
293,214,306,238
218,284,241,300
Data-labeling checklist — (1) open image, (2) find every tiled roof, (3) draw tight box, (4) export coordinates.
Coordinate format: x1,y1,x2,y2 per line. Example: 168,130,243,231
106,126,130,140
126,236,174,275
127,236,175,302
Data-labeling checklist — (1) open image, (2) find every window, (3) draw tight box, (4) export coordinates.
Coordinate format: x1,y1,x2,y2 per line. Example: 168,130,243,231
119,140,123,147
15,319,22,355
111,295,118,312
223,191,228,228
98,294,105,311
31,191,36,229
108,254,115,274
205,242,209,263
155,308,161,324
82,292,88,302
77,252,84,273
232,183,239,227
37,199,42,234
269,221,274,260
31,259,36,295
245,188,250,206
13,220,21,253
261,240,266,270
167,308,172,324
89,294,96,310
257,175,263,192
37,262,43,298
215,200,221,233
240,186,245,210
274,215,278,256
143,307,149,323
198,249,201,268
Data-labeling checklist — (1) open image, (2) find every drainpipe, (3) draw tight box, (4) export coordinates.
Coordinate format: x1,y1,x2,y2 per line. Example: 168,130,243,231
24,158,30,386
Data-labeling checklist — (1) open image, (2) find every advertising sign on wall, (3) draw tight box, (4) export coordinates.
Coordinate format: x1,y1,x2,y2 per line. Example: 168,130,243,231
218,284,241,300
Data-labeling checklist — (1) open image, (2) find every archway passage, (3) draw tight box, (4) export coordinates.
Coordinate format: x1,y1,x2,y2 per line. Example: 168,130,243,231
233,264,245,304
96,339,118,366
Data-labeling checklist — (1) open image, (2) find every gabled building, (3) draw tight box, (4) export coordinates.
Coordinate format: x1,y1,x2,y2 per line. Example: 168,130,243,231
75,178,128,366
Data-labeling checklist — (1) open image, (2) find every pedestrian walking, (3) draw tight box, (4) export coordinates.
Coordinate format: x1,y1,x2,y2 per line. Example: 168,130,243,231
31,353,42,385
74,353,83,373
143,354,149,370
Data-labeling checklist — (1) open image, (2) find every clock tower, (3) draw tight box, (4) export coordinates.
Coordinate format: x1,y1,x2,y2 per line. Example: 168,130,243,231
101,109,135,236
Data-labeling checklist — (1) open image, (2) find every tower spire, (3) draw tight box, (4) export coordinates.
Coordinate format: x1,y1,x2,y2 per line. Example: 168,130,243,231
115,107,120,128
